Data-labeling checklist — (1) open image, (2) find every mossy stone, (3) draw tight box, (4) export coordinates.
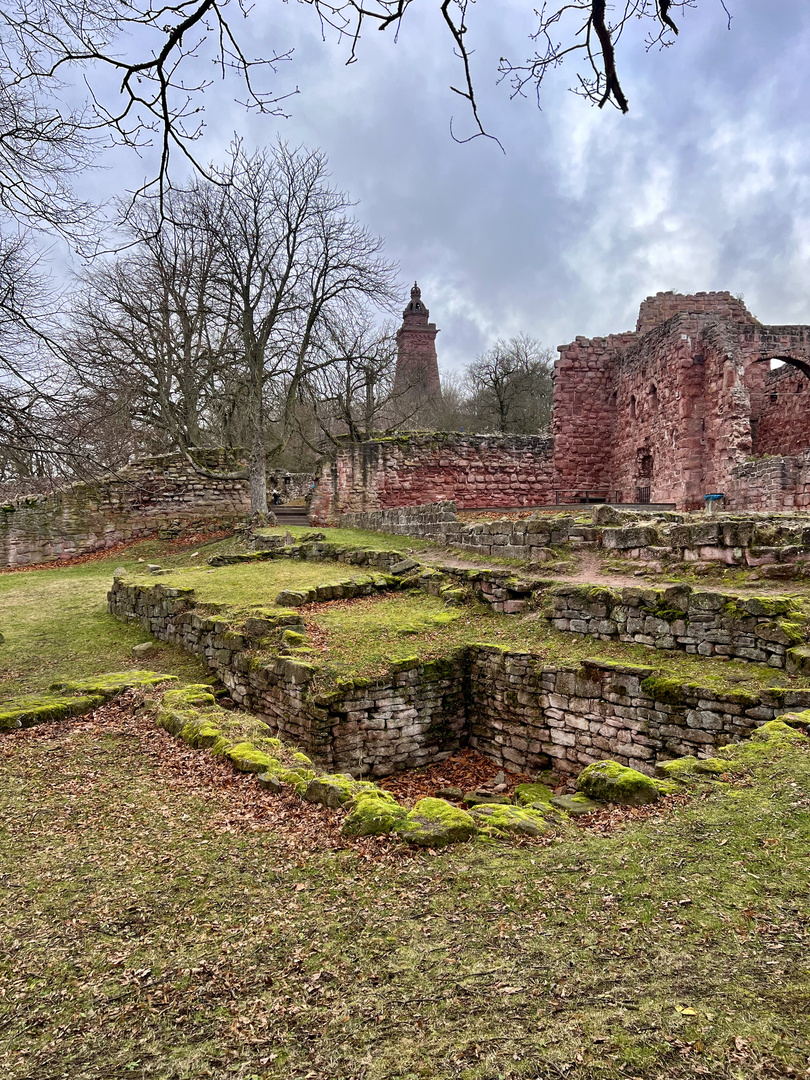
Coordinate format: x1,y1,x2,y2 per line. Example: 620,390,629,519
655,756,729,783
226,742,277,773
514,782,554,807
342,791,409,837
304,774,377,809
469,804,548,837
395,797,478,847
550,793,603,816
577,760,661,806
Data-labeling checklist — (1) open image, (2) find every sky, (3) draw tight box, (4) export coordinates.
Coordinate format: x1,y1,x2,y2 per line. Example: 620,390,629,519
72,1,810,371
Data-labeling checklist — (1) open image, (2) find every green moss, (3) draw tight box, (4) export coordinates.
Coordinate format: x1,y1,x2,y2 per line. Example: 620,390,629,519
639,675,687,705
282,629,308,648
395,797,478,847
549,792,603,816
0,693,105,732
655,756,730,783
469,804,548,837
514,782,554,807
225,742,278,773
50,670,178,698
341,790,408,837
577,760,661,806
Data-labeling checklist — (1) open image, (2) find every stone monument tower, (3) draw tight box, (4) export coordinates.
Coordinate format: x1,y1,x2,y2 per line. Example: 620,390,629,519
393,282,442,409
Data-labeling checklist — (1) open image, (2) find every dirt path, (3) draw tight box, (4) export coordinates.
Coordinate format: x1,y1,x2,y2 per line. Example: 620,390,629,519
416,545,810,596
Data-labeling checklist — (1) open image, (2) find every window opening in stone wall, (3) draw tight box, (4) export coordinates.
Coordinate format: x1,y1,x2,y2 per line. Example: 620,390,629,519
630,395,636,420
649,383,658,412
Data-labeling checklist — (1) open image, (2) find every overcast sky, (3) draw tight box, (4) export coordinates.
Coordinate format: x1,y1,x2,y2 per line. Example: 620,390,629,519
80,1,810,372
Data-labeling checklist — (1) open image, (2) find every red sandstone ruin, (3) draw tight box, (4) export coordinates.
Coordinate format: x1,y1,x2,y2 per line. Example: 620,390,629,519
311,290,810,521
554,290,810,510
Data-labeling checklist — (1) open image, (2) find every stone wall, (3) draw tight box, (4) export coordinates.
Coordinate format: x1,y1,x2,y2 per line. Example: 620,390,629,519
554,292,810,511
108,576,810,778
547,582,804,668
726,454,810,512
309,434,555,524
334,500,578,559
467,652,810,776
108,577,466,776
599,511,810,569
1,450,250,567
751,362,810,458
635,291,756,334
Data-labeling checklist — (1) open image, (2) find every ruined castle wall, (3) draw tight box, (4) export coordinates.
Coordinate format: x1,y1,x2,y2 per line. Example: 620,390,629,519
107,577,810,777
551,334,632,497
310,434,555,523
635,291,756,335
1,450,250,567
751,362,810,457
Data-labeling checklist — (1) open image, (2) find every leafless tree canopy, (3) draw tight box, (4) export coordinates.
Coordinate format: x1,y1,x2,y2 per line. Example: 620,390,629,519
0,0,726,221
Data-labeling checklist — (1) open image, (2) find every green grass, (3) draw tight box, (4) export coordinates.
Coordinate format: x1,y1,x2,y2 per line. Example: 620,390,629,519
1,712,808,1079
254,524,434,553
307,590,809,693
144,560,365,608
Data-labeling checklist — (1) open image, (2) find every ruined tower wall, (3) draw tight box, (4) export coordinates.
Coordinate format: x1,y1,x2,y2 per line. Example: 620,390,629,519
753,363,810,456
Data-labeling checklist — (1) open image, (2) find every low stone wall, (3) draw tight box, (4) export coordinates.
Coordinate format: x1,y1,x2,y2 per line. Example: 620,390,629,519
1,449,250,567
336,500,577,559
468,652,810,775
310,433,555,524
599,511,810,572
108,578,467,776
108,577,810,778
547,583,805,668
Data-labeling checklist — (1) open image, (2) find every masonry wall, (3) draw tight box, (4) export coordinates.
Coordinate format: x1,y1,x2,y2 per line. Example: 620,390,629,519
109,577,810,778
751,362,810,457
553,293,810,511
1,450,250,567
467,652,809,776
332,500,578,560
310,434,555,523
548,582,803,668
726,453,810,512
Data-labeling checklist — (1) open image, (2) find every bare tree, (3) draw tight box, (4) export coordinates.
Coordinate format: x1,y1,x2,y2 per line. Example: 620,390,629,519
171,140,398,516
67,189,244,456
0,0,721,226
465,334,554,434
295,314,404,448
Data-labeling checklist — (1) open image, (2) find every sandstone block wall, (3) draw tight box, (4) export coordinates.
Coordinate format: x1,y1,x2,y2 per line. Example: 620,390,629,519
726,454,810,512
751,363,810,458
1,450,250,567
109,577,810,778
334,500,577,559
548,583,804,668
467,652,809,775
310,434,554,524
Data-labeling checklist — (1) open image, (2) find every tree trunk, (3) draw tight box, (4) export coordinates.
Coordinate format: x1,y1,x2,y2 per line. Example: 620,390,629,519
249,422,268,517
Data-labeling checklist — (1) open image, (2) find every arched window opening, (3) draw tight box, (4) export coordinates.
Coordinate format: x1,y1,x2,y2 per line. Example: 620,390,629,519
629,395,636,420
649,383,658,412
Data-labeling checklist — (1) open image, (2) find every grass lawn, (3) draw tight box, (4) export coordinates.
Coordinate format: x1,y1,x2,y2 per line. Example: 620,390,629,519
1,703,808,1080
2,536,810,1078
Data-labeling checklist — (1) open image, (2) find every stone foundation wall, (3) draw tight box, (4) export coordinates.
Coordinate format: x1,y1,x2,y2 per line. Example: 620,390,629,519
335,500,577,558
467,652,809,775
108,577,810,778
108,578,467,776
600,511,810,568
1,450,250,567
310,433,555,524
547,583,805,668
